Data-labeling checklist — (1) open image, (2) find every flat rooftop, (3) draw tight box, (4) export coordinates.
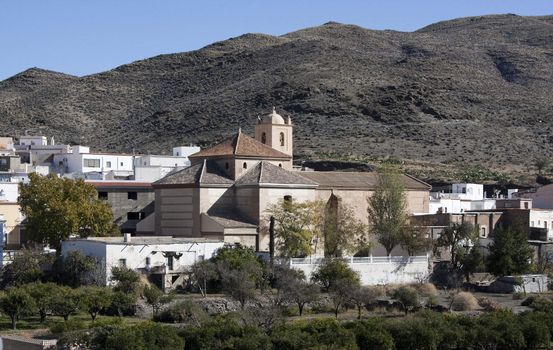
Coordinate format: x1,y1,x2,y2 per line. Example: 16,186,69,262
67,236,223,245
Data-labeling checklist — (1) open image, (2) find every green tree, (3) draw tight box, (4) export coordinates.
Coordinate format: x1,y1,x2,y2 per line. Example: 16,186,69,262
51,285,82,321
392,286,420,314
534,158,549,176
329,278,359,318
435,222,483,284
311,259,360,292
346,320,395,350
189,259,217,297
0,248,47,288
349,286,383,319
487,226,533,276
399,222,431,256
18,173,118,250
323,195,368,258
53,250,100,287
143,284,172,319
111,266,141,295
111,291,137,317
81,286,112,321
367,166,408,256
0,287,36,330
266,199,325,258
24,282,58,323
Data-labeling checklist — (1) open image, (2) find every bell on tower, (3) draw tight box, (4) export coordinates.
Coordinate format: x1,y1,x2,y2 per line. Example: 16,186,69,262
254,107,293,157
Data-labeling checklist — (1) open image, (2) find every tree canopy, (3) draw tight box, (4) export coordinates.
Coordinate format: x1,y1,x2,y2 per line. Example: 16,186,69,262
19,173,118,250
487,225,533,276
367,166,408,255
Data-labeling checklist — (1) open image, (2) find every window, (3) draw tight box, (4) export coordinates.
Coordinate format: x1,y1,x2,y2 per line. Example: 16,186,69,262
462,188,466,194
98,192,108,200
127,212,145,220
524,202,529,209
106,161,111,168
545,221,548,229
176,152,180,156
261,132,267,144
284,195,292,202
0,159,6,165
118,259,126,267
145,257,151,266
243,162,247,169
120,162,123,166
83,158,100,168
481,227,486,237
167,256,174,271
279,132,285,146
225,162,229,170
128,192,138,200
278,163,282,168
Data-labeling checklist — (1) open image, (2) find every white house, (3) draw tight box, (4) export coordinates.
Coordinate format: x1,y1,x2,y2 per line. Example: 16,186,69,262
133,146,198,182
61,235,224,290
429,183,496,214
53,146,135,180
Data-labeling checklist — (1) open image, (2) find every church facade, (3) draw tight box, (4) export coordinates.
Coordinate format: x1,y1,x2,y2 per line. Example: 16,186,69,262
147,109,430,255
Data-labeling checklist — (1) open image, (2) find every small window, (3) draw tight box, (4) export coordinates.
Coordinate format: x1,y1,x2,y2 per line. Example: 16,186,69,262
545,221,548,229
118,259,126,267
98,191,108,200
284,195,292,202
84,158,100,168
279,132,285,146
225,162,229,170
261,132,267,144
127,212,145,220
176,152,180,156
278,163,282,168
481,227,486,237
524,202,529,209
120,162,123,166
243,162,247,169
106,161,111,168
167,256,174,271
128,192,138,200
462,188,466,194
145,257,151,266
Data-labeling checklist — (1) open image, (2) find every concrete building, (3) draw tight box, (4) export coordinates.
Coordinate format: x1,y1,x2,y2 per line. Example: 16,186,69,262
87,181,155,234
429,183,496,214
133,146,198,182
53,146,135,180
0,202,23,248
148,109,431,256
61,235,223,290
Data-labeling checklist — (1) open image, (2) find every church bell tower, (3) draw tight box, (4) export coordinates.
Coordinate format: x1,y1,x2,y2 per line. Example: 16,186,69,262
254,107,293,157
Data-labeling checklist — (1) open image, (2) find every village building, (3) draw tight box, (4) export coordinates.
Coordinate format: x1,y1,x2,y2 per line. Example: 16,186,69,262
61,234,223,290
142,109,431,256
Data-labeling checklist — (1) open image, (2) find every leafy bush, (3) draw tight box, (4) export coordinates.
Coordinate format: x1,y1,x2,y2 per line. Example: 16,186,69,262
311,259,359,291
451,292,479,311
50,319,87,334
391,286,420,314
155,300,208,325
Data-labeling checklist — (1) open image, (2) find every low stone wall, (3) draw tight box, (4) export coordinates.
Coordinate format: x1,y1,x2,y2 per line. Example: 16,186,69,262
289,256,431,285
1,336,56,350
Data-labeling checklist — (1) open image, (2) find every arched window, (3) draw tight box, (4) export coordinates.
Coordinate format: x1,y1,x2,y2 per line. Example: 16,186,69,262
243,162,247,169
278,163,282,168
279,132,285,146
261,132,267,144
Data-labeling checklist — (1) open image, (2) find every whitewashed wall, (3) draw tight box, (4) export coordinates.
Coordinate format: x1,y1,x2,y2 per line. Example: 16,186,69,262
289,256,430,285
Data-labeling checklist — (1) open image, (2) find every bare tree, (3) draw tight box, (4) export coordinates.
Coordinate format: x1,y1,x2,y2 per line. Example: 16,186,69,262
349,286,384,319
328,278,359,319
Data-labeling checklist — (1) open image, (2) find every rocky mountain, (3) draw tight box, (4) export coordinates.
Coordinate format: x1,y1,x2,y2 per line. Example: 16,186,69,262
1,14,553,178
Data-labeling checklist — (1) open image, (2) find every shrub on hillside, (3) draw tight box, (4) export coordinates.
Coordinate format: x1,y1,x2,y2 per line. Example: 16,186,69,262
451,292,479,311
416,283,438,297
478,297,501,312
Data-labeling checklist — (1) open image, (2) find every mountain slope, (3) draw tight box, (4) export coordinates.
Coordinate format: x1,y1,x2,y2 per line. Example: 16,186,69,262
1,14,553,175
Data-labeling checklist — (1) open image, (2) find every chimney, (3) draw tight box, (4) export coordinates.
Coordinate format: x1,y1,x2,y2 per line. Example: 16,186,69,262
124,233,131,243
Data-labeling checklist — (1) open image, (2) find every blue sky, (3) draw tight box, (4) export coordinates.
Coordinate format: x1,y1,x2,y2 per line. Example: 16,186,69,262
1,0,553,81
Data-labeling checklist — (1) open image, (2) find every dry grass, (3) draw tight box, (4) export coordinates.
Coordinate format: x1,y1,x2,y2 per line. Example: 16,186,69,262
417,283,438,297
451,292,479,311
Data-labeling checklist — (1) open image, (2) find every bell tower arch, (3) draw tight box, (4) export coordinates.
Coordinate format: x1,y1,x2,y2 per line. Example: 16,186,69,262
254,107,293,157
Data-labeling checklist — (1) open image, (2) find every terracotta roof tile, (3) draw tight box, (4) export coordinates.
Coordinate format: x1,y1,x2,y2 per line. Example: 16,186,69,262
297,171,431,190
235,161,318,186
153,160,232,186
189,130,291,159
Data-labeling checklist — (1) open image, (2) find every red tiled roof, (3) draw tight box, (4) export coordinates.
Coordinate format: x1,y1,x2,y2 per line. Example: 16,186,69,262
189,130,291,159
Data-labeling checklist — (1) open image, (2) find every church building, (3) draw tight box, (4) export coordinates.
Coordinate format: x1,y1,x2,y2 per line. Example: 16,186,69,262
145,108,430,256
